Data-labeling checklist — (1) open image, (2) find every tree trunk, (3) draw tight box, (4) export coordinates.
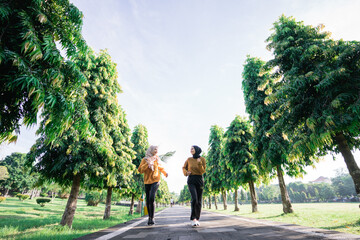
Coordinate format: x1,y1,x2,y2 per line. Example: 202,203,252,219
221,189,227,210
208,195,211,209
129,193,135,215
234,190,239,211
276,165,294,213
51,191,56,202
103,187,113,220
248,180,258,212
4,188,9,197
60,174,81,228
30,189,35,199
334,132,360,195
214,194,218,210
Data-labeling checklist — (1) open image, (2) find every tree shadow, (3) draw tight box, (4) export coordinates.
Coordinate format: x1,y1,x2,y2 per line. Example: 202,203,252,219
317,218,360,233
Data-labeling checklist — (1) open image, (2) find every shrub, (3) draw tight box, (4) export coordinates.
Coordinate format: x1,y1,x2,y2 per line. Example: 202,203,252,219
85,191,103,206
36,198,51,207
40,193,48,197
16,194,30,201
0,197,6,203
12,192,20,197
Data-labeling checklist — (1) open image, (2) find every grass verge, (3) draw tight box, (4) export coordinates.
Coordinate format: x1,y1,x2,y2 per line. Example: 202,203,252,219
0,197,161,240
204,202,360,235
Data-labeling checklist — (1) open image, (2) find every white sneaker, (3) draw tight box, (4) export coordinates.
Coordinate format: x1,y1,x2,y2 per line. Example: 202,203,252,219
191,220,197,227
195,220,200,226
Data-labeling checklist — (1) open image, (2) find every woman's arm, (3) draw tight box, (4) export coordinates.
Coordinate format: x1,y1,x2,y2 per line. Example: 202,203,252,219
137,159,148,173
182,159,189,176
158,162,168,177
198,157,206,175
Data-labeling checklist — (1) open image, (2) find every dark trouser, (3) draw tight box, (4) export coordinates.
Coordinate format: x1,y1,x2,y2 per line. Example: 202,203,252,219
145,182,159,219
187,175,204,220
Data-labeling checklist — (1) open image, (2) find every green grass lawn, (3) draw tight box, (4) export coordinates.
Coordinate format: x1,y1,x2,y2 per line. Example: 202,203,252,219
0,197,155,240
204,202,360,235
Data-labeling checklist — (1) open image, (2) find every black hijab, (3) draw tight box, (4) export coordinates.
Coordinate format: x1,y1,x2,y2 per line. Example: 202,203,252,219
192,145,202,159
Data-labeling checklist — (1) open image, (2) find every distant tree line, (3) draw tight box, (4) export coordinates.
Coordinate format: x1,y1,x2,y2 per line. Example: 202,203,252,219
179,170,357,205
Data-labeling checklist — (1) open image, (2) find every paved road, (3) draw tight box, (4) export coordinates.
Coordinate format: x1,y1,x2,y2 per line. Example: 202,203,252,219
77,206,360,240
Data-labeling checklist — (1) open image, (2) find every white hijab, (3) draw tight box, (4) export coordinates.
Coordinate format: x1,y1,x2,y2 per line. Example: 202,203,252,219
145,145,160,171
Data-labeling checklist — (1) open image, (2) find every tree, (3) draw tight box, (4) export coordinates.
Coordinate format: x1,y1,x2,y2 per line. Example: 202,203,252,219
103,106,135,220
240,189,247,203
0,166,9,181
265,15,360,194
0,153,37,196
223,116,259,212
128,124,149,215
332,171,356,198
202,153,213,209
156,178,171,205
242,56,313,213
207,125,225,210
179,185,191,204
316,183,335,201
0,0,88,144
27,49,134,227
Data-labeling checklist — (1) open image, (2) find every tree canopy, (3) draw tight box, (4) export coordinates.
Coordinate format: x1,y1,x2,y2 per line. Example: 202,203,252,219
0,0,88,144
265,15,360,194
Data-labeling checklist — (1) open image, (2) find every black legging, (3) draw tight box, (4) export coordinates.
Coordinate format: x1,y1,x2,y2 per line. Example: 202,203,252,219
145,182,160,219
187,175,204,220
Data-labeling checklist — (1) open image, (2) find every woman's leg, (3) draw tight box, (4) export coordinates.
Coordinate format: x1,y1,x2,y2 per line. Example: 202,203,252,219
195,183,203,220
148,182,160,220
188,183,198,220
144,184,151,223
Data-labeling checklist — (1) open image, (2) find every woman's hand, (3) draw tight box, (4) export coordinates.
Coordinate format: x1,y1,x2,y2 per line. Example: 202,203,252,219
166,173,169,178
197,158,201,163
186,171,191,176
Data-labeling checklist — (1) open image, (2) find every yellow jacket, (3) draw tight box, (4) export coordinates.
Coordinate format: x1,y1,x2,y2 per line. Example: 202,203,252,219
182,157,206,176
138,158,167,184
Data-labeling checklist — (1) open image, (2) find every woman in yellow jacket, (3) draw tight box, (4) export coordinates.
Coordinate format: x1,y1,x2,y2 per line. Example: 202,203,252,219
138,145,168,225
182,145,206,227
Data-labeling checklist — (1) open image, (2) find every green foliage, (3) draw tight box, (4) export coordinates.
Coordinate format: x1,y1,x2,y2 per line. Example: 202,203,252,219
27,49,135,191
36,198,51,207
265,15,360,193
178,185,191,203
156,178,171,204
265,15,360,155
0,153,37,193
223,116,259,189
124,125,149,199
207,125,225,194
40,193,48,197
332,172,357,198
85,191,104,206
16,194,29,201
0,166,9,180
242,56,313,177
0,0,89,144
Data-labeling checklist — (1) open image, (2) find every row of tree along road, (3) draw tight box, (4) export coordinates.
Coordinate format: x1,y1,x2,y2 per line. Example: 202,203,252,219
179,15,360,214
179,170,357,207
1,1,359,228
0,0,172,228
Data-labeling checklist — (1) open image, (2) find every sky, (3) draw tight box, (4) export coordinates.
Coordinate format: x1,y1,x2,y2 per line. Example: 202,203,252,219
1,0,360,194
